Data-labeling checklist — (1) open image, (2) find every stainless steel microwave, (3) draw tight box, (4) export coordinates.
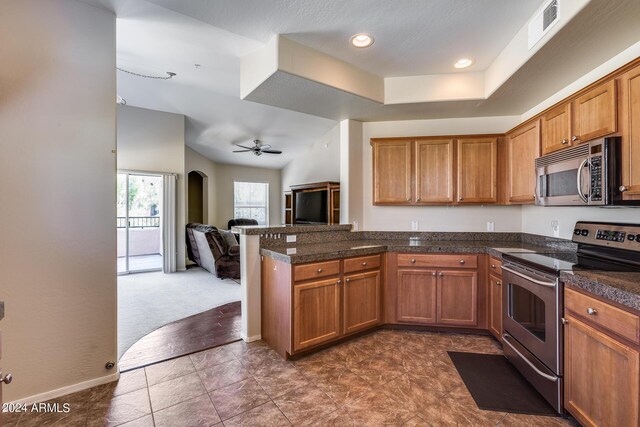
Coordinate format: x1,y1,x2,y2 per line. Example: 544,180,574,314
535,137,635,206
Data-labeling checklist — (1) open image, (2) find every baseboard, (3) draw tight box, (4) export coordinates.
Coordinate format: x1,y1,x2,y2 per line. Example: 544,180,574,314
241,333,262,342
6,370,120,406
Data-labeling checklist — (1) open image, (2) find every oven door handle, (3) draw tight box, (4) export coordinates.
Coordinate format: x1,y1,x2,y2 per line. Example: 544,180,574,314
576,158,589,203
502,266,556,288
503,334,558,382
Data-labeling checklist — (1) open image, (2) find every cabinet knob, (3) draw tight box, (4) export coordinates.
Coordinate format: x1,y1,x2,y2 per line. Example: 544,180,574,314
410,258,416,264
1,373,12,385
432,272,437,276
497,281,502,286
561,139,569,145
337,279,342,285
345,278,350,283
459,260,465,265
491,264,496,269
619,185,628,193
438,272,444,277
572,135,579,142
458,197,464,201
361,262,367,266
317,268,323,273
416,197,421,202
587,307,597,316
561,318,569,325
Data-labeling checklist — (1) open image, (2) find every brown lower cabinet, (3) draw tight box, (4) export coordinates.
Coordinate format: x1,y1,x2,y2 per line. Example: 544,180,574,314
564,287,640,427
292,277,342,352
343,270,381,335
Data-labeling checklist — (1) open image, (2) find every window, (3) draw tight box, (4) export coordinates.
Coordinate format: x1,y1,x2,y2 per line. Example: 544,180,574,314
233,181,269,225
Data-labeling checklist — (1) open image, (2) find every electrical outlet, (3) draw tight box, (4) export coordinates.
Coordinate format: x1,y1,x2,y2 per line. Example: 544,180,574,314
551,220,560,237
487,221,495,232
352,220,359,231
286,235,297,243
411,220,419,231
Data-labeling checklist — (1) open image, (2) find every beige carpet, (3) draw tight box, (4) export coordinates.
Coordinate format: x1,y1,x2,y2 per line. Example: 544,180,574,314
118,266,241,358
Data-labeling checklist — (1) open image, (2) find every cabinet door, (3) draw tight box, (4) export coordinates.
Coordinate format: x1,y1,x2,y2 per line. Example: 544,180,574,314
415,139,455,204
437,271,478,326
507,121,540,204
541,103,572,154
457,138,497,204
397,270,437,324
293,278,341,352
619,65,640,197
573,80,617,143
564,315,639,427
488,275,503,339
373,140,412,204
343,271,381,335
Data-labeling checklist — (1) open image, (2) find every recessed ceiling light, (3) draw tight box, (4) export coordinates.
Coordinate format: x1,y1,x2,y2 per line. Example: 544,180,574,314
350,33,374,48
454,58,473,69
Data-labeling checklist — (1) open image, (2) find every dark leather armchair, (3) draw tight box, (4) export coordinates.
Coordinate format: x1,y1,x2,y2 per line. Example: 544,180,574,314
227,218,258,229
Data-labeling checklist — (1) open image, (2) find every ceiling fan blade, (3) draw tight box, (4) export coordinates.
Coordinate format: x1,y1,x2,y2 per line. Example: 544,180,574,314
233,149,252,153
236,144,255,149
261,149,282,154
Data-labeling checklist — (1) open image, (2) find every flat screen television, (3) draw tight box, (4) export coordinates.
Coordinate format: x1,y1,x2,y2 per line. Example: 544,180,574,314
295,190,328,224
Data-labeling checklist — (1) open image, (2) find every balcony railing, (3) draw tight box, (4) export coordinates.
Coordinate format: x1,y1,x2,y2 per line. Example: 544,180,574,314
117,216,160,228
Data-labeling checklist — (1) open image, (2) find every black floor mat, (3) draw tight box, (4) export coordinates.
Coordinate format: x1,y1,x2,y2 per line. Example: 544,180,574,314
448,351,558,416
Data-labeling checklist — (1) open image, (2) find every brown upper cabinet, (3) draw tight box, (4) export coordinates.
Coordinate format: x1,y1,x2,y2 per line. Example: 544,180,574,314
457,137,498,204
619,62,640,199
541,80,617,155
506,120,540,204
372,136,498,206
372,140,412,204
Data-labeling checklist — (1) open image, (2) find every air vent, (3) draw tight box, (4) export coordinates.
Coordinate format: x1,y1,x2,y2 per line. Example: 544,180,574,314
535,143,589,168
528,0,560,50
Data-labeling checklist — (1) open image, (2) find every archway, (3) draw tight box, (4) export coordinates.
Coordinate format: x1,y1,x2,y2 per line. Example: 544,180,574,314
187,170,208,223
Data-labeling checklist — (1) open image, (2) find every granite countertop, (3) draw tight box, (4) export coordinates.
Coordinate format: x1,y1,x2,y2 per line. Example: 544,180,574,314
260,238,640,312
233,224,352,235
561,270,640,312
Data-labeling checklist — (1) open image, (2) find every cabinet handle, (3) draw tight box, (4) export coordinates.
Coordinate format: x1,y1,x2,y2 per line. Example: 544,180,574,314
438,272,444,277
561,139,569,145
459,260,465,265
410,258,416,263
619,185,628,193
345,278,350,283
572,135,579,142
0,372,12,384
317,268,323,273
361,262,367,266
587,307,597,316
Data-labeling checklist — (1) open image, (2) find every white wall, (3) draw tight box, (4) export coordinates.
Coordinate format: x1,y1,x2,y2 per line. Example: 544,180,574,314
361,116,523,231
185,147,217,225
281,124,340,192
214,163,282,228
0,0,117,402
117,105,187,270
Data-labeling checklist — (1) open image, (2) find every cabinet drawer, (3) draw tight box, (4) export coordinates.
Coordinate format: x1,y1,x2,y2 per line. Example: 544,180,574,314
344,255,381,274
397,254,478,269
565,287,639,345
489,257,503,276
294,260,341,282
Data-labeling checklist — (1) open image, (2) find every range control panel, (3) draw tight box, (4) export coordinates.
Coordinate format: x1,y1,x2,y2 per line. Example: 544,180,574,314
573,221,640,251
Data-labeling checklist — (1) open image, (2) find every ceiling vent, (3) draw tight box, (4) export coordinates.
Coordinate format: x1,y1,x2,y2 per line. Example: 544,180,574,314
528,0,559,50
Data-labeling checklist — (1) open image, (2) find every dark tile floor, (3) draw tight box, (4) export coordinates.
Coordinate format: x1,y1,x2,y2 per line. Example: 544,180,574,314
3,330,579,426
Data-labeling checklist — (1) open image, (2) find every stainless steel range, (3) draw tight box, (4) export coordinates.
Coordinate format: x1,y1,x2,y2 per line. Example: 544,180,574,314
501,221,640,413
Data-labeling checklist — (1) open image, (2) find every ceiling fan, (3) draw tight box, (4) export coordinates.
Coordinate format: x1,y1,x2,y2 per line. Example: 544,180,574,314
233,139,282,156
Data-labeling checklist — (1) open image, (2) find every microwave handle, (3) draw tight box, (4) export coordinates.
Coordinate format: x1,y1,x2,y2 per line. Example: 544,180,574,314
577,158,589,203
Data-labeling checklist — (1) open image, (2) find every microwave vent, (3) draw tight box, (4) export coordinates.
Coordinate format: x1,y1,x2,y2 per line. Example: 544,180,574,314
528,0,559,50
535,143,589,168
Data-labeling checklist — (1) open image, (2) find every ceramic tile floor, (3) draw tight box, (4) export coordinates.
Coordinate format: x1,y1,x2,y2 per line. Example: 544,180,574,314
3,330,579,426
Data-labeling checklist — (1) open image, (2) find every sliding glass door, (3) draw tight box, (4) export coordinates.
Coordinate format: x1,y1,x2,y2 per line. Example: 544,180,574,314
117,172,163,274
